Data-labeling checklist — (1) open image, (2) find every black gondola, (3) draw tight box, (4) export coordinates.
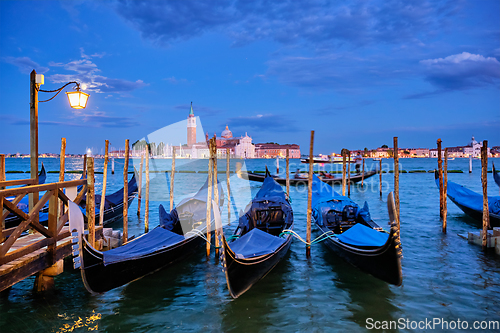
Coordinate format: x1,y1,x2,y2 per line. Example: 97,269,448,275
434,170,500,227
311,174,403,286
238,169,377,186
219,170,294,298
493,163,500,188
73,177,223,293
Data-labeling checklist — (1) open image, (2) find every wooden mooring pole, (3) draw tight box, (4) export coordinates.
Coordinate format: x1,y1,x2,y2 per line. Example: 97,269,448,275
206,139,214,257
137,153,143,216
0,154,4,191
306,131,314,258
379,159,382,197
99,140,109,227
443,148,448,233
123,139,129,243
59,138,66,220
226,148,231,225
347,151,351,197
286,148,290,198
469,154,472,173
87,157,95,248
393,137,400,232
111,157,115,174
437,139,444,220
361,158,365,187
170,147,176,211
213,137,219,256
83,154,87,178
342,150,347,196
145,145,150,232
481,141,489,251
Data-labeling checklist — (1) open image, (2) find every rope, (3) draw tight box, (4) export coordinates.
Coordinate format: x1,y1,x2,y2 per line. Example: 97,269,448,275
279,229,338,246
185,228,222,249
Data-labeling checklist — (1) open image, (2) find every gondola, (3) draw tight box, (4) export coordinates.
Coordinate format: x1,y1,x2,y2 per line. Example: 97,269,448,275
73,177,224,293
493,163,500,188
5,172,137,229
238,169,377,186
311,174,403,286
219,170,294,298
301,157,344,163
434,171,500,227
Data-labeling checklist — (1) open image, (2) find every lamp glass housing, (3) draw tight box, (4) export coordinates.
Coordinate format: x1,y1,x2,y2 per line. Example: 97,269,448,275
66,91,89,109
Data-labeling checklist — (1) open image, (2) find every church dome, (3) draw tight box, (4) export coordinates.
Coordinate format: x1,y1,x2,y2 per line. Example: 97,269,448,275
221,125,233,138
469,136,478,146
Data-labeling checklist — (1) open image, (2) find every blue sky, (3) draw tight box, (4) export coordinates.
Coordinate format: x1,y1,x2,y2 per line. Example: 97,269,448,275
1,0,499,155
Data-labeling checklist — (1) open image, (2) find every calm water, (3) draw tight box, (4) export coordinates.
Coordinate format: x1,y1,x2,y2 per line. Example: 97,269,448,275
1,157,500,332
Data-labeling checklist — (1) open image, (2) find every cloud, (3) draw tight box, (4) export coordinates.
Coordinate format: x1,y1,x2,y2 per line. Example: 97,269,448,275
3,56,49,74
112,0,463,47
227,114,297,132
419,52,500,90
47,50,148,94
164,76,188,84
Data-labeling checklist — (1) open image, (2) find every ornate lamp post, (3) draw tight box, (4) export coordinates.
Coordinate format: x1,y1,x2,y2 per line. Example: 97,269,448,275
29,69,90,212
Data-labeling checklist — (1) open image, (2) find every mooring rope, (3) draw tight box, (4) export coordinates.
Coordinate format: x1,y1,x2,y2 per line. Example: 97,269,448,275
279,229,338,247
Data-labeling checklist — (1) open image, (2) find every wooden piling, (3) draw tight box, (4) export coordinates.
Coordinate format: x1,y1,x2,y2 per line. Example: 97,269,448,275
481,141,489,251
112,157,115,174
379,159,382,197
123,139,129,243
342,150,347,196
306,130,314,258
347,151,351,197
213,137,219,255
286,148,290,198
83,154,87,178
99,140,109,227
393,137,400,232
276,156,279,175
145,145,150,233
58,138,66,220
442,148,448,233
469,154,472,173
1,154,6,190
226,148,231,225
437,139,443,219
361,158,365,187
206,139,214,257
87,157,95,248
170,147,176,211
137,154,143,216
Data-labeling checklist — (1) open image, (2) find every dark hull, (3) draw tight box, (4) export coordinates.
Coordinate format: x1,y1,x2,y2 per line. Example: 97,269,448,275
81,230,205,293
221,228,293,298
239,170,377,185
315,222,403,286
448,197,500,228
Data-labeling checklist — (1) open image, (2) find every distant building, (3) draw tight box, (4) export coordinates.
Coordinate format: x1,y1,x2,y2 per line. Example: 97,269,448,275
187,102,196,147
212,126,256,159
429,136,490,158
254,143,301,158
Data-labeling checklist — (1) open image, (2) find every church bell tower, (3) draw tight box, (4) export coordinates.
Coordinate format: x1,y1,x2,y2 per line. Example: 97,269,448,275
187,102,196,146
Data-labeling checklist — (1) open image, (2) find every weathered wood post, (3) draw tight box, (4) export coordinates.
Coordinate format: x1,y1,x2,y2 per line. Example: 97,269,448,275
112,157,115,174
286,148,290,198
393,137,400,232
123,139,129,243
437,139,444,219
137,153,143,216
145,145,150,233
481,141,489,251
443,148,448,233
1,154,6,190
226,148,231,225
83,154,87,178
87,157,95,248
276,156,279,175
469,154,472,173
213,137,220,255
361,158,365,187
347,151,351,197
29,70,39,223
306,130,314,258
99,140,109,227
342,150,347,196
59,138,66,219
206,139,214,256
170,147,176,211
379,159,382,197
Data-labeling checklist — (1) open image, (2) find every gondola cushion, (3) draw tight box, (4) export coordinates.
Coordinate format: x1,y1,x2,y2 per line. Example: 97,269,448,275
336,223,388,247
229,228,286,259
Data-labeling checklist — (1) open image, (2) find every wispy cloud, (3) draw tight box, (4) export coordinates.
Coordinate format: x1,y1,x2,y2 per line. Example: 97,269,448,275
3,56,49,74
227,114,297,132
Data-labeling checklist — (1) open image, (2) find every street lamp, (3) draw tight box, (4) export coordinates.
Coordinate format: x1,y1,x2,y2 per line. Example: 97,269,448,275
29,69,90,212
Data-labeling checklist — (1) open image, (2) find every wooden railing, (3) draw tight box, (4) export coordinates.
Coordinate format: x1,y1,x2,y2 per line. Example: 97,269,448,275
0,179,87,266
